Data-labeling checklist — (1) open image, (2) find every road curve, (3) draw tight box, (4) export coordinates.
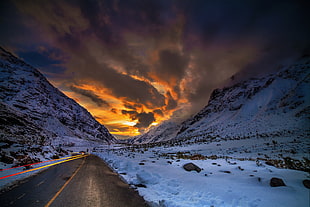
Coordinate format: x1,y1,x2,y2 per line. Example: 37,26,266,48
0,155,148,207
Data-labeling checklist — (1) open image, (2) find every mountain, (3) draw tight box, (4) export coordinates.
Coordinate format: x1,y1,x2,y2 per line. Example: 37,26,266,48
176,56,309,141
0,47,116,147
131,56,310,144
128,121,179,144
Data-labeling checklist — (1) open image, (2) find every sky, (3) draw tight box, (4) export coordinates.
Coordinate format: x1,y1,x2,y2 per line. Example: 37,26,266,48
0,0,309,139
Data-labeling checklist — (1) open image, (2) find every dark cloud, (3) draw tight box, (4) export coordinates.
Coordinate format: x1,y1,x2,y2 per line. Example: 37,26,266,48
0,1,43,48
121,110,138,120
165,91,177,110
156,49,189,85
123,102,143,110
122,110,155,129
153,109,164,117
70,85,110,107
16,47,67,76
62,45,166,109
182,0,310,74
102,70,165,108
20,0,167,109
111,108,117,113
124,104,137,110
76,0,155,79
135,112,155,129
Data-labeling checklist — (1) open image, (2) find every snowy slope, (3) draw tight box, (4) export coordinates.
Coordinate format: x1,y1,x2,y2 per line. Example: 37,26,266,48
129,121,180,144
132,57,309,144
0,46,116,145
176,57,310,142
0,101,53,145
95,142,309,207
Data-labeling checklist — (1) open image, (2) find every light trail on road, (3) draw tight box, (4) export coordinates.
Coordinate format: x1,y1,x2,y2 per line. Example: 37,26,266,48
0,154,88,180
0,156,72,172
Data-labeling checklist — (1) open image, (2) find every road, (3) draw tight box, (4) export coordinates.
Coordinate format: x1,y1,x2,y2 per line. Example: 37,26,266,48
0,155,148,207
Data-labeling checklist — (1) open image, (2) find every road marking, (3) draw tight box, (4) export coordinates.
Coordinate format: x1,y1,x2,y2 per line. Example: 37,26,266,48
17,193,26,200
44,156,87,207
36,180,45,187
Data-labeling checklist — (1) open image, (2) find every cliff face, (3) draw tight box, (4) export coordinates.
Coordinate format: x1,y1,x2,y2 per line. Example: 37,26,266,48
0,47,116,146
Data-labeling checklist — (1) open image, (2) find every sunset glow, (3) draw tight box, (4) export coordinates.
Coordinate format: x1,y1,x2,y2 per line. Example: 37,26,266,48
1,0,308,138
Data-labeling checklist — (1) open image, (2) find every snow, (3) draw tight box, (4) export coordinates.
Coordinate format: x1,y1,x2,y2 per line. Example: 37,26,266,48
1,140,308,206
94,141,309,207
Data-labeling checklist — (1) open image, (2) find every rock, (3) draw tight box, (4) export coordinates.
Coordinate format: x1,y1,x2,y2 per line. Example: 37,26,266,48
14,156,40,167
135,184,147,188
0,154,14,164
270,177,286,187
237,166,244,171
183,163,202,173
51,155,60,159
265,161,274,166
302,179,310,189
220,170,231,174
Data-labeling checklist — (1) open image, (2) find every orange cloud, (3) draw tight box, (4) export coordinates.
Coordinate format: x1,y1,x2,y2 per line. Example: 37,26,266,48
57,80,180,138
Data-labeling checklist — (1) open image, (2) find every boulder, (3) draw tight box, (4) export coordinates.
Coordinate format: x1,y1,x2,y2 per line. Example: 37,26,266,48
134,184,147,188
183,163,201,173
302,179,310,189
270,177,286,187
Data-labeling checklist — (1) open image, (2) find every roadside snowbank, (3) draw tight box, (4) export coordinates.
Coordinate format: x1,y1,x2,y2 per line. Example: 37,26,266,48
95,143,309,207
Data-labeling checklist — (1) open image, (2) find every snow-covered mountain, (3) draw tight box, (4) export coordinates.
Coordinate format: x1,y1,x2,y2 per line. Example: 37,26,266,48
177,57,309,141
128,121,180,144
0,47,116,146
131,56,310,144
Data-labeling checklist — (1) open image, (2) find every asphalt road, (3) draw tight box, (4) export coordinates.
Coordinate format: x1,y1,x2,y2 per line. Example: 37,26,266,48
0,155,148,207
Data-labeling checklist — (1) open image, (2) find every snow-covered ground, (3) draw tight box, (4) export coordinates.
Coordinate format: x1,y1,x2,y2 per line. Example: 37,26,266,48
95,140,309,207
1,136,308,206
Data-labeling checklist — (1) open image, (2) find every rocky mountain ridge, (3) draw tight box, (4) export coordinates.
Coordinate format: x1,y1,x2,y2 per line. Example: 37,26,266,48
0,47,116,146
